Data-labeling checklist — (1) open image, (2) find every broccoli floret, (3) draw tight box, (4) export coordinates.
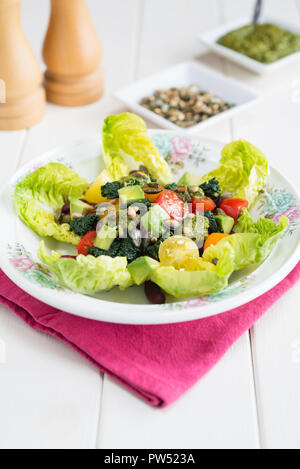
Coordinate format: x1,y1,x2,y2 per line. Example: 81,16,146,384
165,183,178,191
69,214,99,236
204,210,223,234
117,237,143,262
145,238,164,260
88,240,119,258
88,246,109,257
101,181,123,199
88,237,142,263
88,238,120,258
200,178,221,202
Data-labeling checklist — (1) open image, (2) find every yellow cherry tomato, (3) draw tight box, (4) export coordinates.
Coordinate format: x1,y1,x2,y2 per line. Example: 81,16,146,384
159,236,200,270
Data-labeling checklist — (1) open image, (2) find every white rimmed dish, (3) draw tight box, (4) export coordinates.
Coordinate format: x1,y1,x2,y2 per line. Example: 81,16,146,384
114,61,259,133
198,16,300,75
1,131,300,325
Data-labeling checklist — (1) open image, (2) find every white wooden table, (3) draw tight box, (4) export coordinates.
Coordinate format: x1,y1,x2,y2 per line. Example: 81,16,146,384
1,0,300,449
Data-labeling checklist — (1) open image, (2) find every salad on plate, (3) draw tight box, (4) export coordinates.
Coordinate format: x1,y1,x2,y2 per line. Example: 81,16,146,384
14,113,288,304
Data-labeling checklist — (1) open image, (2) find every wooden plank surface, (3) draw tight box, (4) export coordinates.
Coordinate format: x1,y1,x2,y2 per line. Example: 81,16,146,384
98,339,259,449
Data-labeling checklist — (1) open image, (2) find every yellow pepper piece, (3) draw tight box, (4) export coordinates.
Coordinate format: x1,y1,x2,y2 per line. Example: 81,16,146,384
84,170,113,204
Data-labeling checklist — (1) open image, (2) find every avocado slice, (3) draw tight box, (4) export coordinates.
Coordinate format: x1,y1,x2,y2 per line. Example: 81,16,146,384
118,185,145,205
94,225,117,250
177,172,202,187
141,204,170,238
70,198,93,217
215,215,234,234
128,256,160,285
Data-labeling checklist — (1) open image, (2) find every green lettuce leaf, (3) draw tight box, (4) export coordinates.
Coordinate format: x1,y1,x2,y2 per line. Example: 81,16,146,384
14,163,88,245
233,209,289,261
204,213,288,274
201,140,269,207
102,113,173,184
151,213,288,298
38,241,133,294
150,267,228,298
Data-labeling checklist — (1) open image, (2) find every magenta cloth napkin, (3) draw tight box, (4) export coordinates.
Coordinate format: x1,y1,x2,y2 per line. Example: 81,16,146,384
0,265,299,407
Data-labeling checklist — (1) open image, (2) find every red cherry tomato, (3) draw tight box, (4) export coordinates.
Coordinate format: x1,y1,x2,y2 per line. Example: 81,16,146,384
77,231,97,256
219,198,248,220
156,190,186,221
192,196,216,213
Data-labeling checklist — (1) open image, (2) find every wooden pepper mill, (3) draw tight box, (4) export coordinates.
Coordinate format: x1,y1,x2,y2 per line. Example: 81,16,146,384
0,0,45,130
43,0,104,106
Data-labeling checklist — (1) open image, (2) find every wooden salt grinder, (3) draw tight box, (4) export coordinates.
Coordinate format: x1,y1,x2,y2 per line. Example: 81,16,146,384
43,0,104,107
0,0,46,130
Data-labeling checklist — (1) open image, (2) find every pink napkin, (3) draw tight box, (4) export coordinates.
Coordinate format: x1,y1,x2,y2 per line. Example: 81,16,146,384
0,264,299,407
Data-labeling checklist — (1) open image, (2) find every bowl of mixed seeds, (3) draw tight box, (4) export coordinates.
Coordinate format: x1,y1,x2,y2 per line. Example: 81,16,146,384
114,62,259,132
139,85,233,129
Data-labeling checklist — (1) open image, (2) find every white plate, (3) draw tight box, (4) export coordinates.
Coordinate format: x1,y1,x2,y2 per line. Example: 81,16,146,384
114,61,259,133
1,131,300,325
198,16,300,75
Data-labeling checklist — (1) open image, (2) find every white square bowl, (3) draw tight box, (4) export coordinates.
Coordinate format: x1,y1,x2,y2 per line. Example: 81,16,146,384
114,61,259,133
198,16,300,75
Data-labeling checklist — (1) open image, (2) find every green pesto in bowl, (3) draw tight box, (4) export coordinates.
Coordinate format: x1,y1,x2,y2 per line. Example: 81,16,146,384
217,23,300,64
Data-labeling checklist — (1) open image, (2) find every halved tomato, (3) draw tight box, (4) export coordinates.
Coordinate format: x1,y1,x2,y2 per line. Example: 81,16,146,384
77,231,97,256
219,198,248,220
192,196,216,213
156,190,186,221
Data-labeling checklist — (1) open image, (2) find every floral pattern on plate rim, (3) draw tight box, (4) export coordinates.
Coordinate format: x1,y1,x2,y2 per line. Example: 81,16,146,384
152,133,210,173
13,156,73,188
256,185,300,235
9,133,300,308
8,243,64,291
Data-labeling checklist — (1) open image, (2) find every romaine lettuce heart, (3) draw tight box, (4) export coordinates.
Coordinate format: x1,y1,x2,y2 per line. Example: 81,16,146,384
102,113,173,184
38,242,133,294
14,163,88,245
201,140,269,208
